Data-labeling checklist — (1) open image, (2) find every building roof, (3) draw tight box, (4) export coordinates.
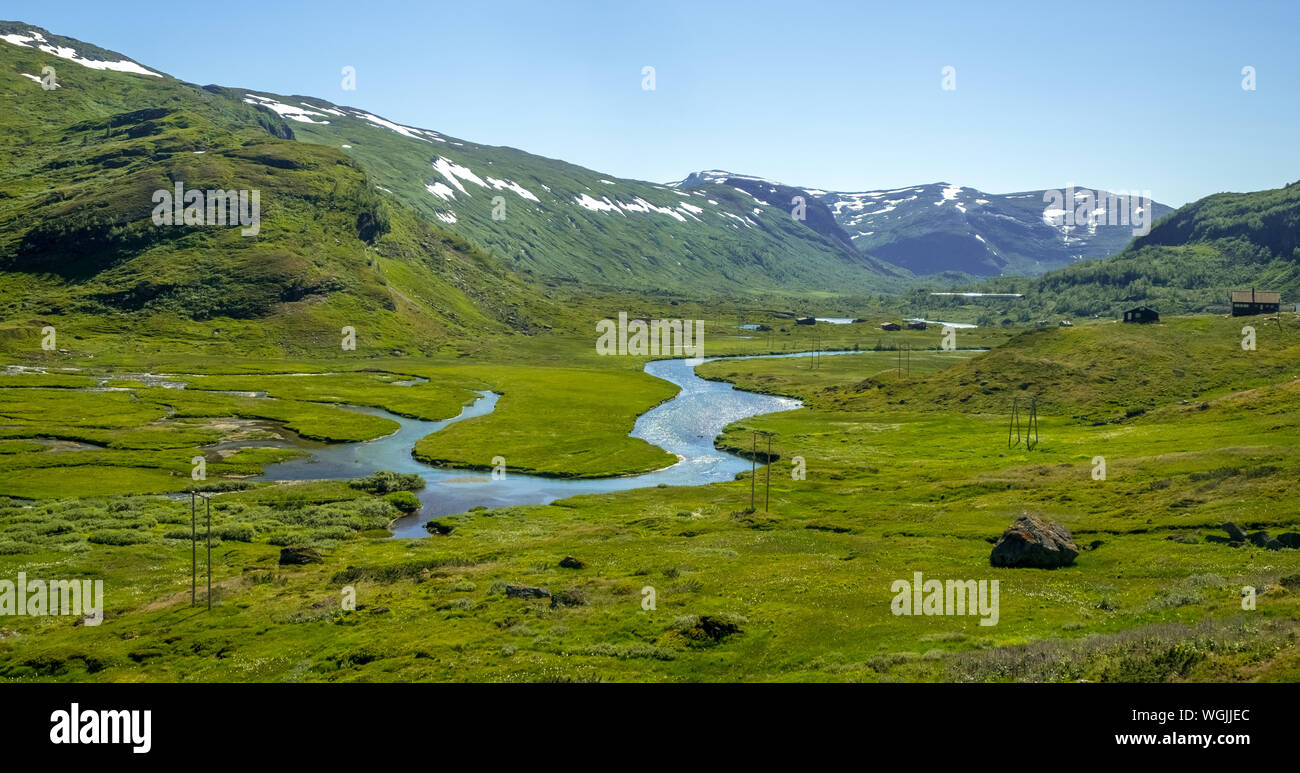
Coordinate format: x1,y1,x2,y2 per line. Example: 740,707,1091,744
1231,290,1281,304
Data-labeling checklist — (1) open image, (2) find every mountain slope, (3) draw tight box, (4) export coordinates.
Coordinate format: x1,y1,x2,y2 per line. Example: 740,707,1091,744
227,91,903,295
2,21,902,309
675,171,1174,277
0,22,558,355
1023,180,1300,317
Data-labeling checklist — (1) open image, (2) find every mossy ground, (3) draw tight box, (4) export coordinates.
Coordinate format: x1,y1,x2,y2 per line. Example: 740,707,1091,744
0,313,1297,682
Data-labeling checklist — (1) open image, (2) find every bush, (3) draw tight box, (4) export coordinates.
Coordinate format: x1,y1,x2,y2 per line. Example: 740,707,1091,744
87,529,151,546
349,471,425,494
384,491,420,513
213,523,256,542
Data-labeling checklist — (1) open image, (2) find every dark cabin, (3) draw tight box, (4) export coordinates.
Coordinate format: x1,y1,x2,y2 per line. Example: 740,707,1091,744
880,322,901,331
1231,289,1281,316
795,316,816,326
906,320,927,330
1123,306,1159,324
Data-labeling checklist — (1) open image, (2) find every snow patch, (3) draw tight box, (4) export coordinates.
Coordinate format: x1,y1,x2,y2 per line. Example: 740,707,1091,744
2,30,162,77
431,157,488,195
486,177,539,201
425,182,457,200
244,94,330,124
350,110,432,141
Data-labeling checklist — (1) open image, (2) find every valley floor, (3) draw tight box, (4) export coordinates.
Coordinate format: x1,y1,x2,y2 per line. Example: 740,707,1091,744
0,313,1298,682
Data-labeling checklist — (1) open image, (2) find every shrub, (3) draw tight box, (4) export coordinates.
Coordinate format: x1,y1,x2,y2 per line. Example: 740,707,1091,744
213,523,257,542
349,471,425,494
384,491,420,513
87,529,151,546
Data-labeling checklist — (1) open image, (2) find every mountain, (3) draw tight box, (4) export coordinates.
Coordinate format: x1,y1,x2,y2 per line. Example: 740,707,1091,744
668,170,863,260
246,95,906,295
0,21,904,312
673,171,1175,277
0,22,559,355
1022,180,1300,317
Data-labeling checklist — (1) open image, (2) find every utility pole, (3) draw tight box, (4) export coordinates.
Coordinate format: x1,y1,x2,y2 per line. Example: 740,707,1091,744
190,492,196,606
764,433,772,511
206,494,212,610
750,430,757,510
191,492,212,610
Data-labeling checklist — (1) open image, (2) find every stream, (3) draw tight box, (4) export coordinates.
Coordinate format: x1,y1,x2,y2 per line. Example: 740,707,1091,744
253,352,852,538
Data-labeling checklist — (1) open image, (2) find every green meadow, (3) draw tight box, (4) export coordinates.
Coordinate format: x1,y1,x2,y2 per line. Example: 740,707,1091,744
0,312,1297,682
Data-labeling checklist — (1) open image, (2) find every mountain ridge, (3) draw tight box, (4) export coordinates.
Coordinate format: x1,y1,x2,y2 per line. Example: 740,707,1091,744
672,169,1175,277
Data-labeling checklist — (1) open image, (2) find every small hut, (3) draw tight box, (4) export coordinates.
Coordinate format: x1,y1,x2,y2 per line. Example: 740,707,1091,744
1231,289,1281,316
1122,306,1159,324
906,320,927,330
795,316,816,326
880,322,901,331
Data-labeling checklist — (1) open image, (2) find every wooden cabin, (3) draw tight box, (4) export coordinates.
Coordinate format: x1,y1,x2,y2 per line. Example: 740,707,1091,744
1122,306,1159,324
795,316,816,326
1231,289,1281,316
880,322,901,331
906,321,927,330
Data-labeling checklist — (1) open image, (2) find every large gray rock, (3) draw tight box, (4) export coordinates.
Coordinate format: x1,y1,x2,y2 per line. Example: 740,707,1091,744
990,514,1079,568
505,584,550,600
1274,533,1300,549
278,546,322,565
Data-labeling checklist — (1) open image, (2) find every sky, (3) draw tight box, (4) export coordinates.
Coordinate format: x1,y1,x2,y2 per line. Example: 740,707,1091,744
11,0,1300,206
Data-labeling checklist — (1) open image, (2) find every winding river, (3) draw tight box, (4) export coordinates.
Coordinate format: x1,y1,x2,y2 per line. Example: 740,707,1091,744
253,353,842,538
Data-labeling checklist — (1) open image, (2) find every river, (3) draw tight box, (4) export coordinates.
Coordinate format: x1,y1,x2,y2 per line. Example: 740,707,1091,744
253,352,850,538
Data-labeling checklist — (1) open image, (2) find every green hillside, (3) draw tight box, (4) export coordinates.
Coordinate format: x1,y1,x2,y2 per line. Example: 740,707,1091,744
1019,181,1300,317
0,23,561,356
258,89,903,295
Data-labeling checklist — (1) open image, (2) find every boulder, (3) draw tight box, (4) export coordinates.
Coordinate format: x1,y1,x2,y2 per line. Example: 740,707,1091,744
1222,522,1247,541
505,584,550,600
559,556,585,569
1247,531,1273,548
1274,533,1300,549
990,514,1079,568
278,546,322,565
550,587,587,608
425,520,453,536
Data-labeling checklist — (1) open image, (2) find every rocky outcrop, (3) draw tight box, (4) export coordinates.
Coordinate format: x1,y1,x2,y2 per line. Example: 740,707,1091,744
990,514,1079,568
279,546,322,565
505,584,550,600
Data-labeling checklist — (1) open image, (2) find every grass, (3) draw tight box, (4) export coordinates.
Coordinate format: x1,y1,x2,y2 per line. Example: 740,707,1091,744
412,363,679,477
1,312,1298,682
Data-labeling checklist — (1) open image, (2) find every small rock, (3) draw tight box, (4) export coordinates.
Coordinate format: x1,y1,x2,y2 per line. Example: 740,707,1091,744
505,584,550,600
279,546,322,565
559,556,585,569
1274,533,1300,549
990,513,1079,568
1247,531,1273,547
551,588,587,608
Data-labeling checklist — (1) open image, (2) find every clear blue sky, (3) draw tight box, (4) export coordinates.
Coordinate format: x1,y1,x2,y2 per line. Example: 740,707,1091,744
13,0,1300,206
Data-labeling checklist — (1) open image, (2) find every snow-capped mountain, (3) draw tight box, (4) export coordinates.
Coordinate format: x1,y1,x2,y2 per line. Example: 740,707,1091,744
674,173,1174,277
